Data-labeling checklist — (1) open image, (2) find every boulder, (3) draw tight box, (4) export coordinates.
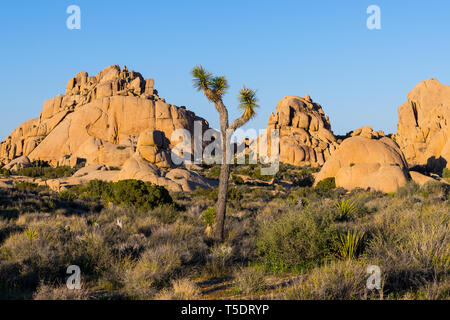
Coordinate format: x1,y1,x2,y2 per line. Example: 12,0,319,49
116,154,216,192
409,171,438,187
4,155,31,171
137,130,173,169
394,79,450,174
263,95,339,167
314,136,410,193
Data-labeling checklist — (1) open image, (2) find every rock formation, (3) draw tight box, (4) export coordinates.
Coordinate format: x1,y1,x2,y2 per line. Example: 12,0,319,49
265,95,339,167
0,65,209,169
394,79,450,173
314,136,411,193
0,65,216,192
349,126,386,140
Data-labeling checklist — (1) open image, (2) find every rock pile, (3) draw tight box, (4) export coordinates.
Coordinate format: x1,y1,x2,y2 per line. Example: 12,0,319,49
394,78,450,173
265,95,339,167
0,65,209,169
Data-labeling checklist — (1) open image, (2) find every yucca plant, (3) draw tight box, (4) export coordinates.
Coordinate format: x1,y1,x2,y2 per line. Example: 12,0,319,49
25,227,39,243
335,199,358,221
192,65,259,241
337,230,365,260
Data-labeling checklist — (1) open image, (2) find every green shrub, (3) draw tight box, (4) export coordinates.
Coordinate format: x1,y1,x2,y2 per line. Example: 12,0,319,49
281,260,369,300
14,181,42,192
58,190,77,202
0,168,11,177
315,177,336,191
233,266,266,295
76,179,173,211
257,208,336,273
152,205,180,224
201,207,216,227
206,166,221,179
16,166,77,179
232,175,245,184
442,168,450,179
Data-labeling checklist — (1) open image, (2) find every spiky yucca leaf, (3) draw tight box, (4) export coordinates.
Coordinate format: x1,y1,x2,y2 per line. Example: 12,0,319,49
335,199,358,221
191,65,212,93
211,76,229,97
238,86,259,120
337,230,365,260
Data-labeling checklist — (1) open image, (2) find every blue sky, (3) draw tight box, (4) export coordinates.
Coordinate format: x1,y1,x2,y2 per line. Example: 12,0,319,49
1,0,450,140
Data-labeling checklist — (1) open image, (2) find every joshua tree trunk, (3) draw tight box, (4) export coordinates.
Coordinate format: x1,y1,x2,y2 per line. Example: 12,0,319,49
214,103,230,241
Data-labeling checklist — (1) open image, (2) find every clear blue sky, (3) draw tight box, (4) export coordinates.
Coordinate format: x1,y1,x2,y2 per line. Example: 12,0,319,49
1,0,450,140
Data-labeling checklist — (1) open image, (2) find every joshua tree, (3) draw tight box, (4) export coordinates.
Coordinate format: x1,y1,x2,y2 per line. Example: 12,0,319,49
192,66,259,241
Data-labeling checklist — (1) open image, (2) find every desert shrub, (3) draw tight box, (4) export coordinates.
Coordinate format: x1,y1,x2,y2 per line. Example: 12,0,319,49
233,266,266,295
123,244,182,297
151,204,180,224
17,166,76,179
204,244,233,279
191,187,218,202
33,282,91,300
275,164,317,187
442,168,450,179
75,179,173,211
232,174,245,184
366,202,449,296
58,190,77,202
419,181,449,200
155,278,200,300
281,260,369,300
395,181,420,199
256,206,337,273
0,168,11,177
201,207,216,237
201,207,216,227
315,177,336,191
206,166,221,179
14,181,42,192
235,165,273,182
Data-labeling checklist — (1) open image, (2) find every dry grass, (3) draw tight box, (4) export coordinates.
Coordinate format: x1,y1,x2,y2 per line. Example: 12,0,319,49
0,173,448,300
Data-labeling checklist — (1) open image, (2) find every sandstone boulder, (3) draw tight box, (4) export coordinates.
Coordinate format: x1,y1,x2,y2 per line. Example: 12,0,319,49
409,171,438,187
4,155,31,171
115,154,216,192
350,126,385,140
264,95,339,167
137,130,173,169
314,136,410,193
395,79,450,174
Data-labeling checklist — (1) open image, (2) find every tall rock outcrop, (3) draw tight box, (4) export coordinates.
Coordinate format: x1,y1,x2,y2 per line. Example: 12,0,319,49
266,95,339,167
0,65,209,168
394,79,450,173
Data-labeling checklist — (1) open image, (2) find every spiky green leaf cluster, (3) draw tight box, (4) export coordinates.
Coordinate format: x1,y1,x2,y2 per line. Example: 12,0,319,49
238,86,259,120
337,230,365,260
191,65,229,101
335,199,358,221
